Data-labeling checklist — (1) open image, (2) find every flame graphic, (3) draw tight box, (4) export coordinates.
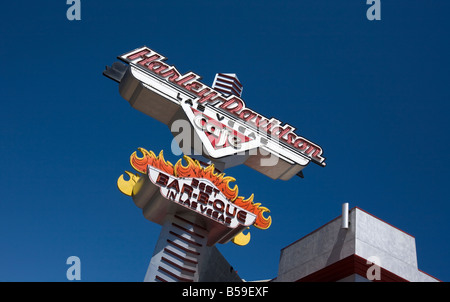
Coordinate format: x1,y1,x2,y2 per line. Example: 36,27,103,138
130,148,174,175
234,195,272,230
122,147,271,231
117,171,140,196
174,156,238,201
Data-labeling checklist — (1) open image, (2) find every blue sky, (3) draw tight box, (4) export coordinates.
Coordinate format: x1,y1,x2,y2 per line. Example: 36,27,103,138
0,0,449,281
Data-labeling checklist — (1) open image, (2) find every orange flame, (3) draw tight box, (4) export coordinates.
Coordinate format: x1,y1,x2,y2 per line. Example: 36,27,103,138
174,156,238,201
234,195,272,230
128,148,271,229
130,148,174,175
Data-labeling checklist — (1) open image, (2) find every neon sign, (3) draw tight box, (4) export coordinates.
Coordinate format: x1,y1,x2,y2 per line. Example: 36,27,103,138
106,46,326,180
118,148,271,246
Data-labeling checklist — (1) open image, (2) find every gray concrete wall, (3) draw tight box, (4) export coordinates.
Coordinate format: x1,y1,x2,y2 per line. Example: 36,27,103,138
275,207,440,282
197,246,243,282
276,210,356,282
354,208,438,282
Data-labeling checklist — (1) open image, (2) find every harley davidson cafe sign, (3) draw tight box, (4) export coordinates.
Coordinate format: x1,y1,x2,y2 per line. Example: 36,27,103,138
106,46,326,180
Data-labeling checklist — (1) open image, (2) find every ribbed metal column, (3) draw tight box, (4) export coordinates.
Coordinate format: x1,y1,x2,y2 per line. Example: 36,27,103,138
144,214,208,282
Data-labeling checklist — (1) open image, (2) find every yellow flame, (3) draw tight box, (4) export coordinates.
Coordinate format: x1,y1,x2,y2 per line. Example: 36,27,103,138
117,171,140,196
231,228,251,246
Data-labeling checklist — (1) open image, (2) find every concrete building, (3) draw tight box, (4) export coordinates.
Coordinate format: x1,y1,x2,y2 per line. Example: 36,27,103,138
273,206,440,282
198,205,440,282
198,245,242,282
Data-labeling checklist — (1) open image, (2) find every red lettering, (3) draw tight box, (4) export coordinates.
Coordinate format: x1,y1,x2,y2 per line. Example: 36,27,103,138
286,132,297,144
137,54,160,67
166,179,180,192
185,81,204,92
124,47,326,166
197,191,209,205
156,173,169,186
148,61,169,73
181,184,193,198
255,117,277,133
159,67,181,81
225,204,237,217
200,204,208,213
293,138,308,151
304,144,320,157
254,115,268,129
168,190,177,200
126,49,151,60
205,185,212,195
174,73,197,87
271,125,293,139
217,213,225,223
179,184,192,204
219,97,243,115
238,109,256,121
237,210,247,224
191,178,199,188
196,88,219,104
213,199,225,213
183,199,191,207
312,147,323,160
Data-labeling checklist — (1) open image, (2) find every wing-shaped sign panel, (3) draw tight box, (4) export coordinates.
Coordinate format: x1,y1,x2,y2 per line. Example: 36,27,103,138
105,46,326,180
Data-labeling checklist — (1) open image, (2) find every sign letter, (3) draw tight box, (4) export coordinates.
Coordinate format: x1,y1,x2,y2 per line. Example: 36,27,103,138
66,256,81,280
66,0,81,21
366,256,381,281
366,0,381,21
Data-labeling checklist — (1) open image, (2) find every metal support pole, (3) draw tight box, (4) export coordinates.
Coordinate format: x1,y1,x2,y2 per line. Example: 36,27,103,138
144,214,208,282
